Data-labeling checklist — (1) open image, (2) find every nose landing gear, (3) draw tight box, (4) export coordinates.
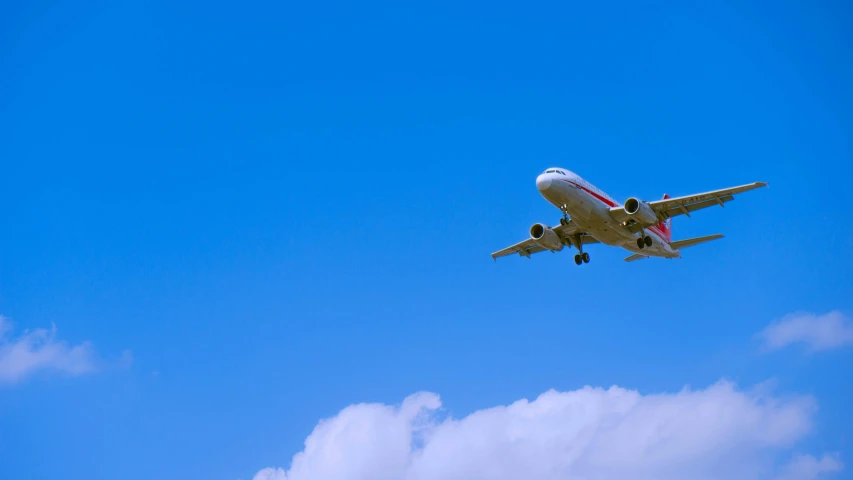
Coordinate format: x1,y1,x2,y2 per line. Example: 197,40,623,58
559,204,570,226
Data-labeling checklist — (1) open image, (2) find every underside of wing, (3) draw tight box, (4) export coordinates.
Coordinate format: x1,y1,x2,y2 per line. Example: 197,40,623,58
491,220,599,260
648,182,767,219
610,181,767,229
490,239,549,260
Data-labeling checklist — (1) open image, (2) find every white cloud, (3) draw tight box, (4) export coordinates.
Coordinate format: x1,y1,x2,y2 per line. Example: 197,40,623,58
253,381,842,480
0,315,104,385
776,453,843,480
759,311,853,352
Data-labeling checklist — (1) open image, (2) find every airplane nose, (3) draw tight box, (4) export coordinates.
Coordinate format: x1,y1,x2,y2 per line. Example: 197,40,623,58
536,174,552,192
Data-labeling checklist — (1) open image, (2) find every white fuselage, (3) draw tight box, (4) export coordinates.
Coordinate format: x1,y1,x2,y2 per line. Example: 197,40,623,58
536,168,679,258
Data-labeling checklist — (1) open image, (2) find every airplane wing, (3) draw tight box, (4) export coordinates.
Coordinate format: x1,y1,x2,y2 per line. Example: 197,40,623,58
490,239,549,259
609,181,767,230
491,221,598,260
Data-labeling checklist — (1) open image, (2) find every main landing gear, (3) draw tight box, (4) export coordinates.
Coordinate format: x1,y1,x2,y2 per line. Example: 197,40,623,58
569,233,590,266
636,235,653,249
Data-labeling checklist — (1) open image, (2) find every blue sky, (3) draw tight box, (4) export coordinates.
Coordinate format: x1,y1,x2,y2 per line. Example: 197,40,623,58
1,1,851,479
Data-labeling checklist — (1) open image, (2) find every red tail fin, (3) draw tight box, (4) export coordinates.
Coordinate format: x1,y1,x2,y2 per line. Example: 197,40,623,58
658,194,672,242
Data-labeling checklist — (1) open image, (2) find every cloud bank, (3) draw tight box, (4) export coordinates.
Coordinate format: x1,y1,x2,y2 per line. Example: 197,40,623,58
0,315,112,385
254,381,841,480
759,311,853,352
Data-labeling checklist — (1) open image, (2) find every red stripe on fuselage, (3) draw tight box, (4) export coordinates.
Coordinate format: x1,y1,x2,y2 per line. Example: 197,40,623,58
563,180,617,207
561,179,671,244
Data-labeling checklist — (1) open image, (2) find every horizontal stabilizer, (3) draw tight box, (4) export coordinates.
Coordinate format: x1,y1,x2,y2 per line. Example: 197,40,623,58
670,234,724,250
624,253,648,262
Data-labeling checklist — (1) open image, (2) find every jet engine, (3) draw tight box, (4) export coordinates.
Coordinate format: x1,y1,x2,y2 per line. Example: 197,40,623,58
624,197,658,225
529,223,564,251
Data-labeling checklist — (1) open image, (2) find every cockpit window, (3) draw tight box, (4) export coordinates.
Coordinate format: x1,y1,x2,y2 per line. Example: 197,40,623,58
557,170,566,175
546,169,556,173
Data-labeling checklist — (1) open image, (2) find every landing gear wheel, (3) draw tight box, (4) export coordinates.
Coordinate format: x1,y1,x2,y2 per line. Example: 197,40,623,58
644,236,652,247
560,218,567,226
574,254,582,265
582,252,590,263
637,238,645,249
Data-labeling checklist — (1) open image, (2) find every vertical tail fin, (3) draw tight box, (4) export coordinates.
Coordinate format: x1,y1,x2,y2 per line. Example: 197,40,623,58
658,194,672,242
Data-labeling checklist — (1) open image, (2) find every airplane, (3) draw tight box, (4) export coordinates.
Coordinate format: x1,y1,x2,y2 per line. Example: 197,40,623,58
492,168,767,264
